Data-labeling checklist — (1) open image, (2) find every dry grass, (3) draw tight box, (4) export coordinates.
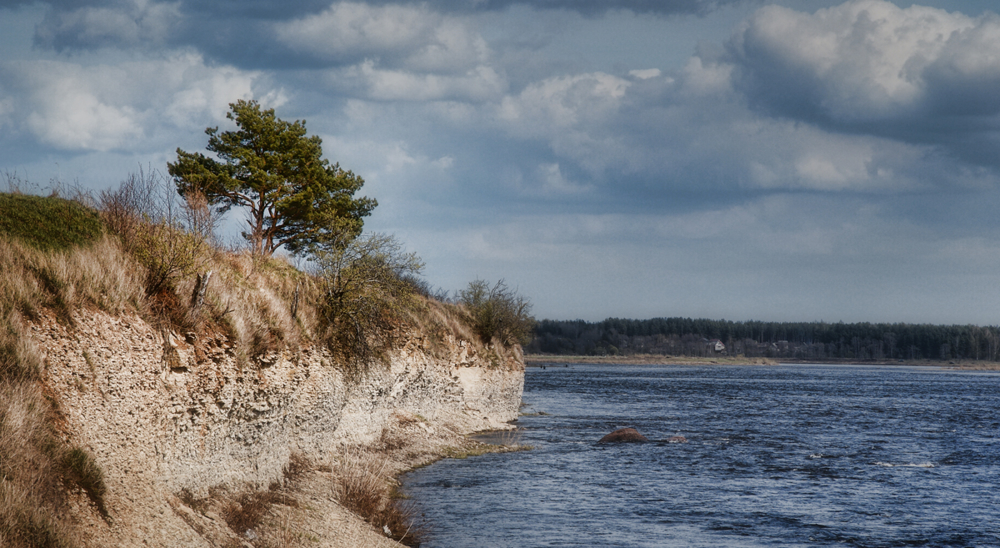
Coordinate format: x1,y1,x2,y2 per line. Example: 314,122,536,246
331,449,426,547
176,454,314,546
0,195,144,547
0,190,508,548
221,490,298,537
194,252,319,363
0,382,76,548
0,339,111,546
0,236,146,328
0,230,123,547
61,447,109,518
405,298,476,348
178,482,302,547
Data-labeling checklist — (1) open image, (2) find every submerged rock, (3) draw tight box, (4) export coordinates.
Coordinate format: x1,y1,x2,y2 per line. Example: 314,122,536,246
598,427,649,443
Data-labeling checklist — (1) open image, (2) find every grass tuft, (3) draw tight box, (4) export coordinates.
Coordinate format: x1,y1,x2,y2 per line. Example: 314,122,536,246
332,449,426,547
61,447,109,519
0,381,78,548
221,490,297,537
281,452,312,486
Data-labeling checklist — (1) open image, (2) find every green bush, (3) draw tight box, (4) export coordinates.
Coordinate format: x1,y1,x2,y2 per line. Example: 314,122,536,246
459,279,535,346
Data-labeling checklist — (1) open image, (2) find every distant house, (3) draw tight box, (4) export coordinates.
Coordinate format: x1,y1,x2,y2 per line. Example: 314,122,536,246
707,339,726,353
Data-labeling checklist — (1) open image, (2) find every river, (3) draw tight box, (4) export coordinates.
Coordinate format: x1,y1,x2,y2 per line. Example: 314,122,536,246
403,363,1000,547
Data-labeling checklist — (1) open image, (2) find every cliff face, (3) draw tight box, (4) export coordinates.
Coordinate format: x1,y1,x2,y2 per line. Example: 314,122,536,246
31,310,524,546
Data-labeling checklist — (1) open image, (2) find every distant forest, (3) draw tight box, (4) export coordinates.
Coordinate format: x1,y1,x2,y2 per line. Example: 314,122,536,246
525,318,1000,362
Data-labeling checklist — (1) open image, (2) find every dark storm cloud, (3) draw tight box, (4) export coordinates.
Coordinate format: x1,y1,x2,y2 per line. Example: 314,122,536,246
365,0,750,15
725,1,1000,167
20,0,752,61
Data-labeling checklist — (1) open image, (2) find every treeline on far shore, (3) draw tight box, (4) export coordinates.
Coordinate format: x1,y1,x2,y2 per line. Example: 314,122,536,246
525,317,1000,362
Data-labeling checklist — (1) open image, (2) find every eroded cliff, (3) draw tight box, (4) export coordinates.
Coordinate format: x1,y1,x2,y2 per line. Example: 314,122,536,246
32,309,524,547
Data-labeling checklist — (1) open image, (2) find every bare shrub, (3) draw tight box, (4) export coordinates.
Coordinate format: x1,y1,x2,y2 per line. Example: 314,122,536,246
98,167,211,298
315,233,423,375
282,452,312,487
459,278,535,346
177,488,211,515
2,170,39,195
182,190,218,246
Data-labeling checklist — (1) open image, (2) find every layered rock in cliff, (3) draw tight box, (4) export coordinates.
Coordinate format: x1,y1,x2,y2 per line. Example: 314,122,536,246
33,309,524,547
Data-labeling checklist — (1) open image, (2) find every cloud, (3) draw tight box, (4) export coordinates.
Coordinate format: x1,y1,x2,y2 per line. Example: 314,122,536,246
727,0,1000,143
33,0,182,51
361,0,749,16
498,72,629,130
393,189,1000,323
17,0,751,70
0,53,272,152
346,62,507,101
628,68,661,80
494,72,635,175
275,2,489,72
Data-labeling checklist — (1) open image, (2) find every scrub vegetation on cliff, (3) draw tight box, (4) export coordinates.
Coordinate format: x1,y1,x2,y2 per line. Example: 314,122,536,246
0,173,530,547
1,101,531,547
0,192,128,547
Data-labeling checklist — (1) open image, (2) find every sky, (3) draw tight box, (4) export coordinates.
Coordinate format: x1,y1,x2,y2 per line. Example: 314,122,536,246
2,0,1000,325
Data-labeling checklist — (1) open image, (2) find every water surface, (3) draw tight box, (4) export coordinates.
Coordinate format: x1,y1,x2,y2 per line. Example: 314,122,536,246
404,364,1000,547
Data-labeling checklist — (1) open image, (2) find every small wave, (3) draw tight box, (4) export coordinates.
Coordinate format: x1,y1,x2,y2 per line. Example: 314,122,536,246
874,462,935,468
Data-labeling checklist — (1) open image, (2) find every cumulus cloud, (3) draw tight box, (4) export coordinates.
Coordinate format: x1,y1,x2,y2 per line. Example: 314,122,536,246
470,35,991,196
493,71,639,176
17,0,749,70
727,0,1000,137
275,2,489,72
498,72,629,130
348,62,506,101
0,53,270,152
33,0,182,51
358,0,749,16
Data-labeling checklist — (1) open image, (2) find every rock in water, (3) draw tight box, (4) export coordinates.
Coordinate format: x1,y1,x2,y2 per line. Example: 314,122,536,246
598,427,649,443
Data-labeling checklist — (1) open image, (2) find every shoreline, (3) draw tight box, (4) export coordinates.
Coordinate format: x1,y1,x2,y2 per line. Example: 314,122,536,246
524,354,1000,370
524,354,776,366
225,422,527,547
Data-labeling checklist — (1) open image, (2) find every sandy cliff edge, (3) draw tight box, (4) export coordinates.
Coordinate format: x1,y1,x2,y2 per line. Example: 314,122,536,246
33,310,524,547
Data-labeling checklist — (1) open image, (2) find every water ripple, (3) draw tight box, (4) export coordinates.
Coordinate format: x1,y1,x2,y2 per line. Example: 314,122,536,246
404,364,1000,547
